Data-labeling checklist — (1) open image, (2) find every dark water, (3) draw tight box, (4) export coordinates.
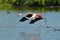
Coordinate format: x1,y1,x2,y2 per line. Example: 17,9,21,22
0,9,60,40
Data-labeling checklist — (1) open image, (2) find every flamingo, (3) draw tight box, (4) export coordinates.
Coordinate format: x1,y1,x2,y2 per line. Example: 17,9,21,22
18,12,43,24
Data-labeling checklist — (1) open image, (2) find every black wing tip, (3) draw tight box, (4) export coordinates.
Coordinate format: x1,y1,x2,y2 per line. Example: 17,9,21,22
29,20,35,24
19,17,28,22
29,18,42,24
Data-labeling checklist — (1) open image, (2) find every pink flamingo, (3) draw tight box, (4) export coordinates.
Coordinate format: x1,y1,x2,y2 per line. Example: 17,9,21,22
18,12,43,24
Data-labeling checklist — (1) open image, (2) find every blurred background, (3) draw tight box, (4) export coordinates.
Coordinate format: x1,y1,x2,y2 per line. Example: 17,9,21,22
0,0,60,11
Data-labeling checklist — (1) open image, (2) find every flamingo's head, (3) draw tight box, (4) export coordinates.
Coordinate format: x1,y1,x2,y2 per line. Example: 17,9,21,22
18,13,22,16
35,14,43,19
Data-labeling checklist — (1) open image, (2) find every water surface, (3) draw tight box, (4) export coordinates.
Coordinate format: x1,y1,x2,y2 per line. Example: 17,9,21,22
0,9,60,40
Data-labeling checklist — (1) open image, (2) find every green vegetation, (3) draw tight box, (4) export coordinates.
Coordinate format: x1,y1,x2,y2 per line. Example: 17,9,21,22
12,0,60,7
0,0,60,6
0,0,60,10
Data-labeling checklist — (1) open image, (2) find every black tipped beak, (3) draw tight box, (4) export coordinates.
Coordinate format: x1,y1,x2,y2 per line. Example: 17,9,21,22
39,17,43,20
40,17,43,19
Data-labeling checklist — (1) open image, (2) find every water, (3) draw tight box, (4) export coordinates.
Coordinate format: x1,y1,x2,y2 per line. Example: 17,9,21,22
0,10,60,40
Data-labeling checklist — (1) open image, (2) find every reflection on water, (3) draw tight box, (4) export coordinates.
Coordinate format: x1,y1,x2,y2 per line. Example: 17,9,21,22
0,8,60,40
14,7,60,13
20,32,40,40
1,7,60,13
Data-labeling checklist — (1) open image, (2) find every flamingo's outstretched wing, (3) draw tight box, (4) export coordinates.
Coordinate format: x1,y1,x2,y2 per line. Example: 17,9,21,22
29,20,35,24
19,17,28,22
29,18,40,24
29,18,43,24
